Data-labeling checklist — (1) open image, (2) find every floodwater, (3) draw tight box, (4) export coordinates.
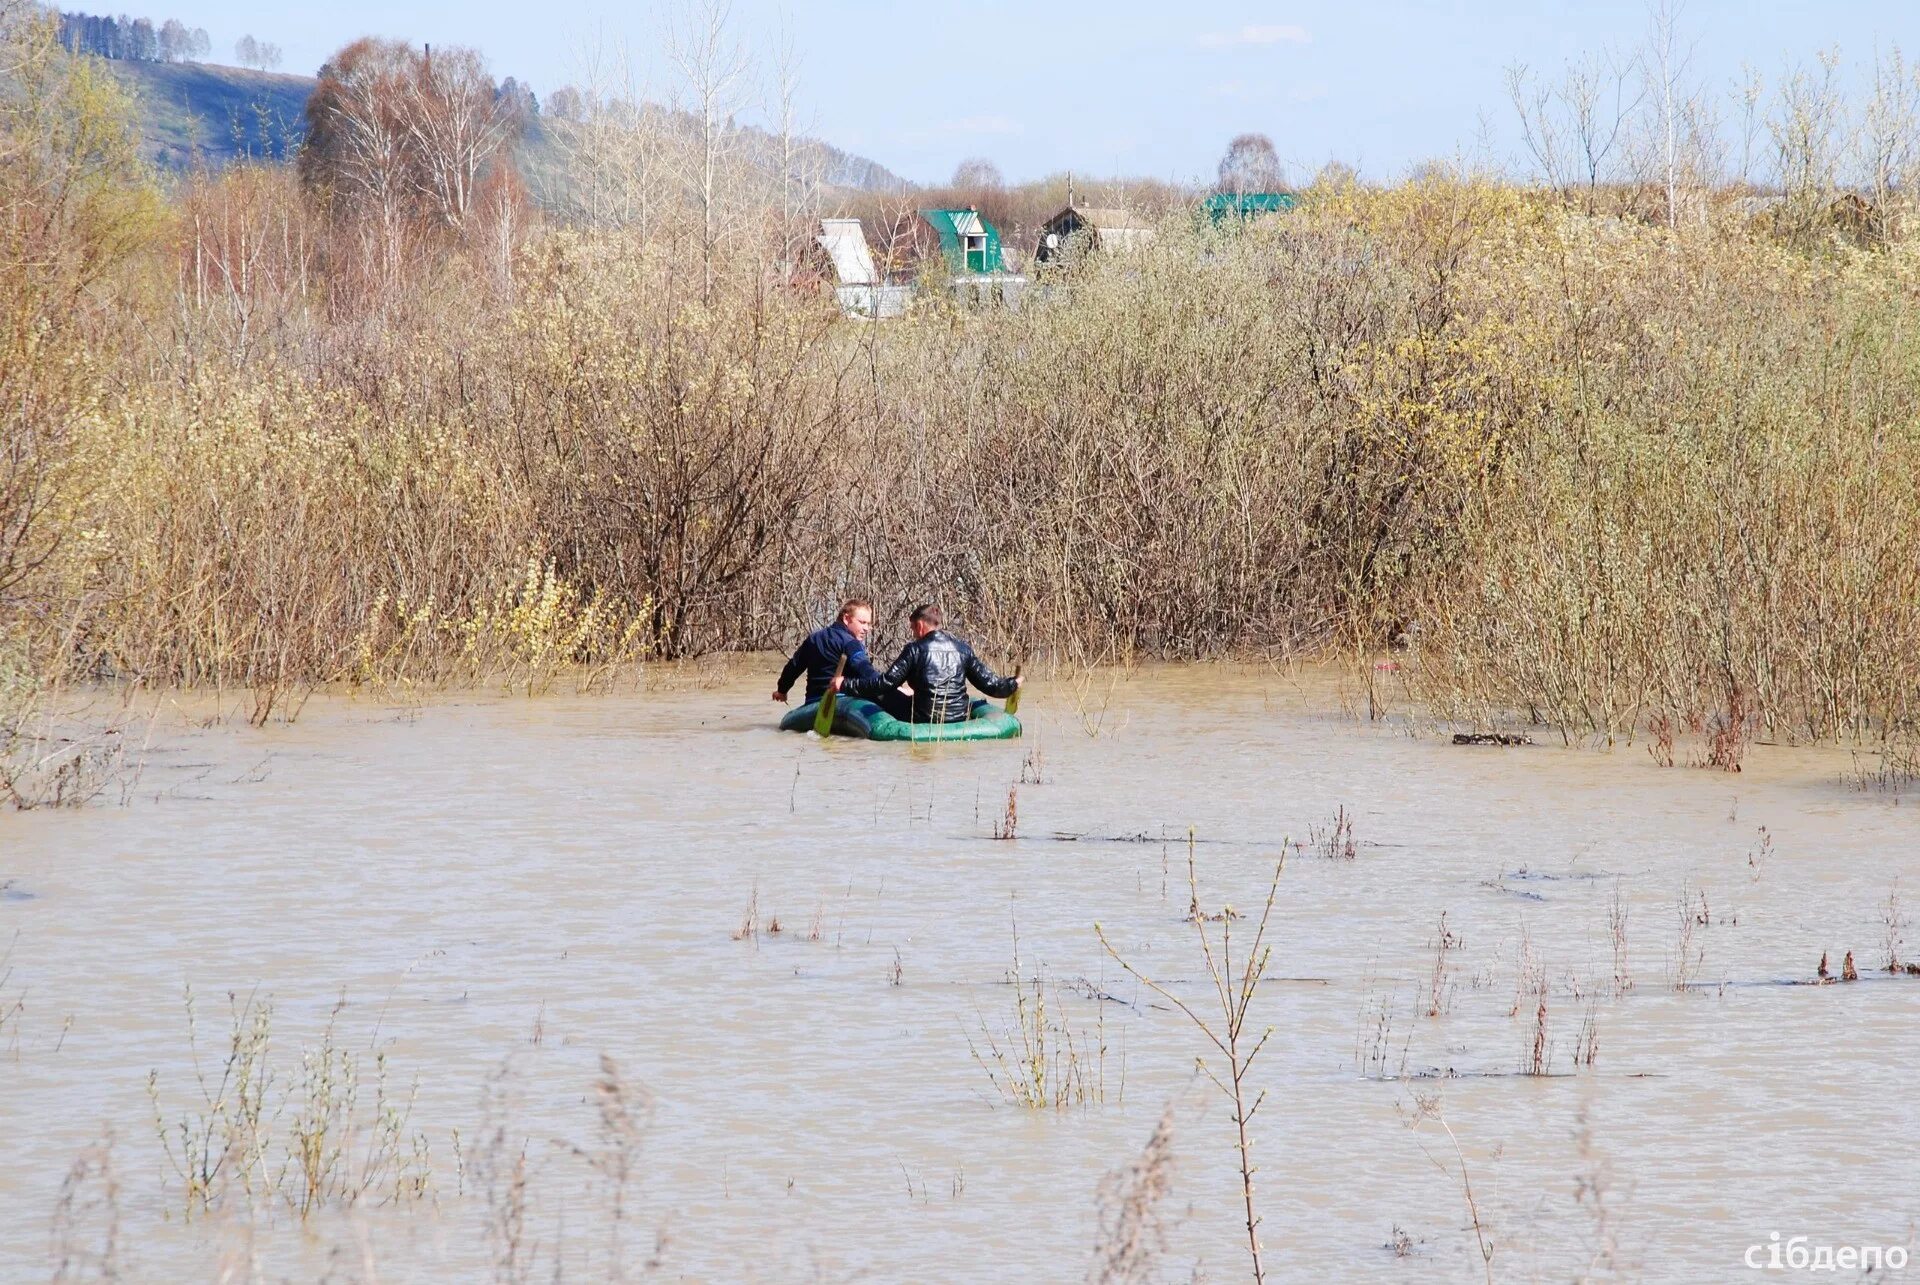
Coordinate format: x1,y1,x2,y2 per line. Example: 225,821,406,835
2,663,1918,1282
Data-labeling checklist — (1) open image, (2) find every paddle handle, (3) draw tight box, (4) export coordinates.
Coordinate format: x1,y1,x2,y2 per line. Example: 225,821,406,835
1005,663,1023,715
814,654,848,737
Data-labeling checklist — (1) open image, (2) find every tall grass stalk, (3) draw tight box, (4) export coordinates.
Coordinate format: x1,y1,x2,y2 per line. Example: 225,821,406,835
1097,848,1286,1284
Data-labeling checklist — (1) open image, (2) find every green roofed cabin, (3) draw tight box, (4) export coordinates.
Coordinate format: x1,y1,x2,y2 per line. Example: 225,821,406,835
922,207,1006,274
1203,192,1300,222
919,207,1025,307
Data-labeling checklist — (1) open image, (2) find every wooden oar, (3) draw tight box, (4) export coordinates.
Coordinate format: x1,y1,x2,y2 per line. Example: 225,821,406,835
814,654,847,737
1005,663,1024,715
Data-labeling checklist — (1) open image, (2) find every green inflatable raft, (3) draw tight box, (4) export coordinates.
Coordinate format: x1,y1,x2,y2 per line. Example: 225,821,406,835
779,697,1022,741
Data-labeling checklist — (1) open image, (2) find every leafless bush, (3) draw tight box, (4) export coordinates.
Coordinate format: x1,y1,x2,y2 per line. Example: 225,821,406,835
1884,881,1909,973
1098,849,1286,1282
1608,884,1632,995
971,920,1114,1111
1572,1106,1626,1280
564,1055,666,1280
1308,805,1357,860
1671,884,1705,989
1426,911,1462,1018
1403,1093,1495,1285
1088,1105,1175,1284
1358,986,1412,1081
49,1132,120,1283
144,990,431,1219
992,785,1018,840
0,711,132,809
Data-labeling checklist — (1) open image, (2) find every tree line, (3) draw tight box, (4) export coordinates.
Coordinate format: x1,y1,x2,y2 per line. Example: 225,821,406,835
57,10,206,62
57,10,286,70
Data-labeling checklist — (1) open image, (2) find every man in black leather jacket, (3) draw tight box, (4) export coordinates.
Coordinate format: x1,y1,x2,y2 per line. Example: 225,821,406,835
833,604,1020,723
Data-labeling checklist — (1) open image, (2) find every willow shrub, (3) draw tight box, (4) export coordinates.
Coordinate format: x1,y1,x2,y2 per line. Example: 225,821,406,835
1406,218,1920,743
15,151,1920,743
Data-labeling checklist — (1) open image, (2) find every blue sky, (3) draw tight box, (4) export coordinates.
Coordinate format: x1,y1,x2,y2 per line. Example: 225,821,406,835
159,1,1913,184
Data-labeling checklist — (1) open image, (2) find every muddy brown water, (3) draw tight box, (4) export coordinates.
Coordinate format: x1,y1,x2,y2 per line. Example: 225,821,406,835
2,664,1917,1281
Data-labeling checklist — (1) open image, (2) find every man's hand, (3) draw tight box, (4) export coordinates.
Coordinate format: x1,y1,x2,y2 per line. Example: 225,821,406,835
830,676,846,693
772,689,788,703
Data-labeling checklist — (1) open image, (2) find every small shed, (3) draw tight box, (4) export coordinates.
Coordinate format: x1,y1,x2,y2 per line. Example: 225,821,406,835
1036,205,1154,264
818,217,878,285
1203,192,1299,223
815,217,912,318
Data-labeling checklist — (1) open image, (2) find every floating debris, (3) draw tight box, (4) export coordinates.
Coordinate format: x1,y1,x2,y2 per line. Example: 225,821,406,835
1452,732,1532,746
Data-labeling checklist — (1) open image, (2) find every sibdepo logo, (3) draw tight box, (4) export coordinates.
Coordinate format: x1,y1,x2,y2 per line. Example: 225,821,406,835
1744,1232,1909,1273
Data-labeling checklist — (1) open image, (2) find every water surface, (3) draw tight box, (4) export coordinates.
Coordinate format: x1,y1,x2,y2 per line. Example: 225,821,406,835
3,664,1916,1280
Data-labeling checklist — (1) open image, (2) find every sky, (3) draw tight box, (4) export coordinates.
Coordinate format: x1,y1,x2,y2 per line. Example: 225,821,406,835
150,0,1915,185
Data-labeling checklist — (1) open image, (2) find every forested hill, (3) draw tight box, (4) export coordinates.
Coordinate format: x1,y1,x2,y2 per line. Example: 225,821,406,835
104,60,311,168
98,58,908,193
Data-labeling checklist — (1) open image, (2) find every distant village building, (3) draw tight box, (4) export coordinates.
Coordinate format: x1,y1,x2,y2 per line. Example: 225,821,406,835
815,217,911,318
1035,205,1154,264
921,208,1026,307
1203,192,1299,223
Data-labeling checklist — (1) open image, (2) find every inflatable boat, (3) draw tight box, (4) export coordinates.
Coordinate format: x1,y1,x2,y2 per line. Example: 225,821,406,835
779,697,1021,741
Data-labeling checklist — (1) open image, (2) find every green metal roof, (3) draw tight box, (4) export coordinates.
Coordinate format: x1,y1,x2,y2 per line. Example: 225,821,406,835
1203,192,1300,221
922,208,1007,276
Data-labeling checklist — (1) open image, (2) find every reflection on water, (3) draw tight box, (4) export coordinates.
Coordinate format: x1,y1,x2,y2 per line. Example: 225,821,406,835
3,664,1918,1279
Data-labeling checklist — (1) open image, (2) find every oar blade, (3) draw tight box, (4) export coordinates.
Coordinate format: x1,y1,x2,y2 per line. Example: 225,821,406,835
1005,663,1024,715
814,654,848,737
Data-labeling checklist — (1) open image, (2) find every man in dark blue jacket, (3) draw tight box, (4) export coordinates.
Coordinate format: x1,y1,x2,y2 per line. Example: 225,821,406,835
834,603,1019,723
774,598,910,719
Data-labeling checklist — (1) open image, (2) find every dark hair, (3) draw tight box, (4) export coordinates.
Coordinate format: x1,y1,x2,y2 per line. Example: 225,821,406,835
838,597,873,621
908,603,942,628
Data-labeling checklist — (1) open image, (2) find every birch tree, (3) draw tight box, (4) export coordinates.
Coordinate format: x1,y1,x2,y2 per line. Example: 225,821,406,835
1507,51,1640,209
542,36,671,231
1854,45,1918,240
669,0,752,302
771,24,822,273
1645,0,1691,226
397,44,521,233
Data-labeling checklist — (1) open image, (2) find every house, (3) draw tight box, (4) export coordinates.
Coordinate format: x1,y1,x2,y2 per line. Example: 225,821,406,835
921,207,1027,306
1035,205,1154,264
1203,191,1299,223
815,217,912,318
923,207,1003,274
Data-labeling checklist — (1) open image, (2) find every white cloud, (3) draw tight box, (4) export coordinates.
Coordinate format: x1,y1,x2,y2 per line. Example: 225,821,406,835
1196,23,1311,50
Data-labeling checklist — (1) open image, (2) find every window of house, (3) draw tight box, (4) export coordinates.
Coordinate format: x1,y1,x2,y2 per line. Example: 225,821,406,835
964,232,988,273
